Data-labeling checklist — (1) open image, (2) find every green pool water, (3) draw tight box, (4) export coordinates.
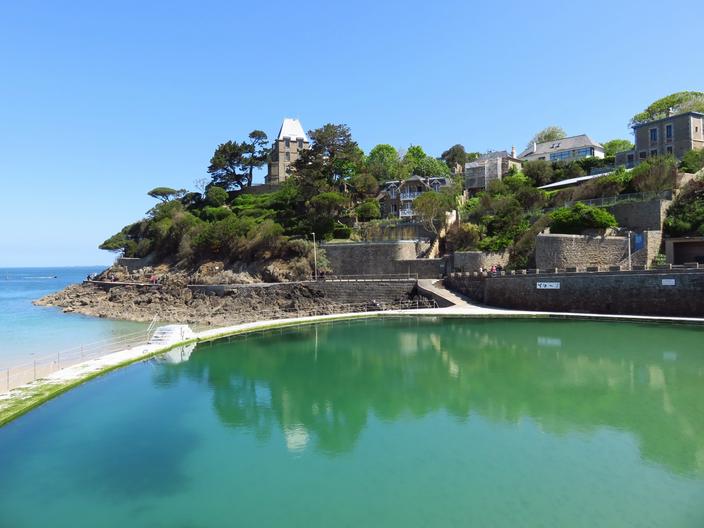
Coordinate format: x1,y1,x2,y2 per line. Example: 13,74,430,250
1,317,704,527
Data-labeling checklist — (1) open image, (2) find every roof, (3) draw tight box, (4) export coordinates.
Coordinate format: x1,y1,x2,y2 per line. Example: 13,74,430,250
518,134,603,159
631,111,704,129
538,172,608,190
465,150,517,168
277,118,308,141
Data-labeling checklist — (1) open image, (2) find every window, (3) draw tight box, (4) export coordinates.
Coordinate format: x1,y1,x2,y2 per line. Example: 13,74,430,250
649,128,657,142
650,149,658,157
665,124,673,140
297,138,303,149
639,151,647,160
285,151,290,161
666,145,673,155
285,138,290,148
627,154,634,163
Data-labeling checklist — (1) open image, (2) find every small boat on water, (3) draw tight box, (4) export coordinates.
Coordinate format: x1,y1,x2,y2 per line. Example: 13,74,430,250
147,325,195,347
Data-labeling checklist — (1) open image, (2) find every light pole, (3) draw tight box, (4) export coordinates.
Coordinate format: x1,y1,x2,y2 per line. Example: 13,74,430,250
311,232,318,280
627,230,632,271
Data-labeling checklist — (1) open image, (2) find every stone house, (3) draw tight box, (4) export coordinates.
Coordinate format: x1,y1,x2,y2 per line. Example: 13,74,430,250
518,134,604,163
266,118,310,185
464,149,522,191
615,111,704,168
377,175,452,219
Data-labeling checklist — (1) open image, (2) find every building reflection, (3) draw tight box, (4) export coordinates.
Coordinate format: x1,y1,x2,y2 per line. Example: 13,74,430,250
154,318,704,474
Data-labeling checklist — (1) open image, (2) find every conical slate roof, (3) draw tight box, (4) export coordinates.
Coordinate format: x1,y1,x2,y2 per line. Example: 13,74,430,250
277,118,308,142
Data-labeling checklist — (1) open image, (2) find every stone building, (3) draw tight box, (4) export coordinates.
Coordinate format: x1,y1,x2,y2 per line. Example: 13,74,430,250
377,175,452,219
615,111,704,168
464,149,522,191
265,118,309,185
518,134,604,163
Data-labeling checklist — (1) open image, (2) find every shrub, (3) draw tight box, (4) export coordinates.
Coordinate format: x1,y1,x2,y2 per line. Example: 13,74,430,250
446,223,482,251
549,203,618,234
206,186,229,207
355,199,381,221
680,149,704,174
631,156,678,193
663,179,704,236
523,160,554,186
332,224,352,239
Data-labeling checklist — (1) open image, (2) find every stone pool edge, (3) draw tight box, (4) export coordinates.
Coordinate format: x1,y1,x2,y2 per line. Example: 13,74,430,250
2,307,704,427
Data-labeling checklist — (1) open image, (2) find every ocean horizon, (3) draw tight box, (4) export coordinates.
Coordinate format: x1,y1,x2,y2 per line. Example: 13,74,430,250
0,266,147,368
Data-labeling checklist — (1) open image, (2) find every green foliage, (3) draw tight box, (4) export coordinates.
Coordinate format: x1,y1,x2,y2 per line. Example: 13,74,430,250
630,156,678,192
366,144,401,182
528,126,566,148
680,149,704,174
549,203,618,234
663,180,704,237
206,186,228,207
603,139,634,157
523,160,554,186
446,223,482,251
147,187,186,202
99,231,130,252
413,191,455,235
440,144,467,170
332,224,352,239
207,131,270,191
355,199,381,221
630,92,704,126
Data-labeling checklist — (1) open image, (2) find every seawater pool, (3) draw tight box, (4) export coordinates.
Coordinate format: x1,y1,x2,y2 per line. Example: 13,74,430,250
1,317,703,527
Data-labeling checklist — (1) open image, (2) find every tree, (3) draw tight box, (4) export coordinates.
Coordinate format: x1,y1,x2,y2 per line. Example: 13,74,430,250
441,144,467,170
522,160,554,186
602,139,634,157
355,199,381,221
241,130,270,187
630,91,704,126
208,141,249,190
367,144,401,182
527,126,566,148
206,186,229,207
550,203,618,234
147,187,186,203
680,148,704,173
413,191,455,235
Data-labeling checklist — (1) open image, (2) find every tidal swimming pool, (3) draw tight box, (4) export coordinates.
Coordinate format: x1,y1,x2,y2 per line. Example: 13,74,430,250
1,317,703,527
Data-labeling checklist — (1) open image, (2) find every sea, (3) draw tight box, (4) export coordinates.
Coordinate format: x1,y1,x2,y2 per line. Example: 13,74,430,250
0,267,147,368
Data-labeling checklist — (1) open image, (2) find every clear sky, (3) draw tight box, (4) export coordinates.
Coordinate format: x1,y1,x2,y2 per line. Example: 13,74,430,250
1,0,702,266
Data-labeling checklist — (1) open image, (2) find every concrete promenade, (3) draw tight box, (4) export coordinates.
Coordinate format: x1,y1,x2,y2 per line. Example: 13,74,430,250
2,287,704,426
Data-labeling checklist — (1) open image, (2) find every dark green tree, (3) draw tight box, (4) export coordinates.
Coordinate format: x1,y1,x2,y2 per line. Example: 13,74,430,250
208,141,249,190
147,187,186,202
527,126,566,148
241,130,270,187
441,144,468,170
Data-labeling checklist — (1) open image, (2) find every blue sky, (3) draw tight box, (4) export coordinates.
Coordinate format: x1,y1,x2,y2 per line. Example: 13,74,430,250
1,0,702,266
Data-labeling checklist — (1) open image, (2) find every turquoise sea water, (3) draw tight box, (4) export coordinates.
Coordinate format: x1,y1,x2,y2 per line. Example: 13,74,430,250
0,267,146,367
1,317,703,527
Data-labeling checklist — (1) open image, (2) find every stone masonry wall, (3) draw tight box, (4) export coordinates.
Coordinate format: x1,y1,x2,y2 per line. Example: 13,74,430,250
536,234,628,269
606,199,670,231
322,241,417,276
449,251,509,272
445,270,704,317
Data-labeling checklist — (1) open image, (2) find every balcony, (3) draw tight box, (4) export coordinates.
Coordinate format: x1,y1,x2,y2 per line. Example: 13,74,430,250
399,208,414,217
400,191,422,201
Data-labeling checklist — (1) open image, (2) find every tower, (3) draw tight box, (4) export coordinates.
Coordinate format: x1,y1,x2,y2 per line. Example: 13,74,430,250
266,118,309,185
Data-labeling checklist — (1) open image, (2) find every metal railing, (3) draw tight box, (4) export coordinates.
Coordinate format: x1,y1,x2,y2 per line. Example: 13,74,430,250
400,191,422,201
545,190,673,211
311,273,419,281
0,299,437,394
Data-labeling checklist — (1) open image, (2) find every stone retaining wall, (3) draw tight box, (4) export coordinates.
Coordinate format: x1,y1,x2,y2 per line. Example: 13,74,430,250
445,270,704,317
448,251,509,272
605,199,670,231
322,241,444,278
192,280,423,305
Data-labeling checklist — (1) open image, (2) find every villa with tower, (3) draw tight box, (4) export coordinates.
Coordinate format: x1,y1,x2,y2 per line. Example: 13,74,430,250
265,118,309,185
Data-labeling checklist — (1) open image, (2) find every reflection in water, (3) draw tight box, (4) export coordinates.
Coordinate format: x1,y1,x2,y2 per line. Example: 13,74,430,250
155,317,704,475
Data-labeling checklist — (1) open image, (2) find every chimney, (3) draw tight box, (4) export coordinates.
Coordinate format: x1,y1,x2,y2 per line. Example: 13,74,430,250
667,107,673,117
532,141,537,153
511,145,516,158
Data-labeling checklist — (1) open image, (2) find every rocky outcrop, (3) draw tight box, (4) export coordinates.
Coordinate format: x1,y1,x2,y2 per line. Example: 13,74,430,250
35,280,424,326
